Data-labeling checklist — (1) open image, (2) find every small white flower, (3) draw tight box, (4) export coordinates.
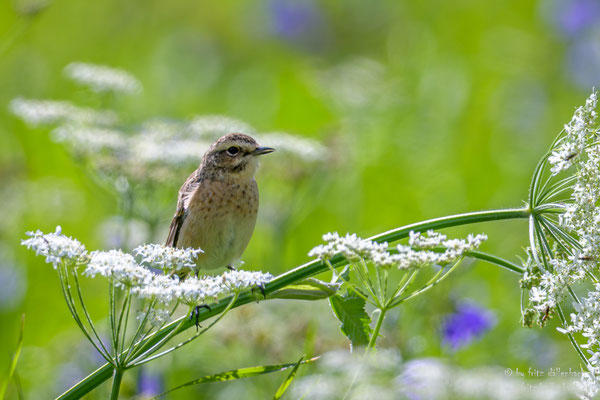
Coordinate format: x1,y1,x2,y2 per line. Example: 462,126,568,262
134,243,203,273
548,91,598,176
138,307,171,328
408,230,446,249
64,62,142,94
84,249,153,288
21,226,87,267
220,270,273,292
256,132,327,162
188,115,255,139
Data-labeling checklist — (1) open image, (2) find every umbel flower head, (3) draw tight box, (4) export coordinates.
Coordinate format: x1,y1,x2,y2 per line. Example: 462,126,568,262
521,90,600,399
309,230,487,269
21,226,88,267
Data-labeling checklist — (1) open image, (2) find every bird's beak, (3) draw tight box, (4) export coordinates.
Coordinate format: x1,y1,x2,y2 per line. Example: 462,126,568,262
253,146,275,156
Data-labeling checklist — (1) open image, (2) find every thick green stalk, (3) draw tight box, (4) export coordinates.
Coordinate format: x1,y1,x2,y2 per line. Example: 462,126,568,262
56,207,530,400
370,208,530,243
109,369,123,400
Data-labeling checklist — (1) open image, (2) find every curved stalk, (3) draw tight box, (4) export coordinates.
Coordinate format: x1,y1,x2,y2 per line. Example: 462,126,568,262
56,207,531,400
367,309,387,350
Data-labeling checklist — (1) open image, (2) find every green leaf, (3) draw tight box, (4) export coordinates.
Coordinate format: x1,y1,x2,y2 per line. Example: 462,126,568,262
273,356,303,400
0,315,25,400
153,357,319,399
329,290,372,348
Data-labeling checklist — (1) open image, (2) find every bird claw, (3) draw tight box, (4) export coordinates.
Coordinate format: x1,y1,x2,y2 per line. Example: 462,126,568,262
226,264,237,271
189,304,212,330
251,283,266,302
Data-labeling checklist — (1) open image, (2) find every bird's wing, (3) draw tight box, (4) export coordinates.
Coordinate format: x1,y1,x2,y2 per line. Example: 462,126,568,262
165,170,201,247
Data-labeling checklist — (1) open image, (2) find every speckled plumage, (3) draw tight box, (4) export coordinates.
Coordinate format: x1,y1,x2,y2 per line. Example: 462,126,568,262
166,133,273,274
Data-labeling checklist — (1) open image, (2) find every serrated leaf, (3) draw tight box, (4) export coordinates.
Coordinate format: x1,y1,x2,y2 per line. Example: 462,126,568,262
329,291,372,348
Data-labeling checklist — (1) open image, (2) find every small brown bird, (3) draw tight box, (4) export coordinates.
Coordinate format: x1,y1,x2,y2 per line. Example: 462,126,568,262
166,133,274,276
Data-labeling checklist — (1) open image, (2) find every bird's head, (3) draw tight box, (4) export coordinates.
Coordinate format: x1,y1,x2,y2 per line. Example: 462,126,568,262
201,133,275,180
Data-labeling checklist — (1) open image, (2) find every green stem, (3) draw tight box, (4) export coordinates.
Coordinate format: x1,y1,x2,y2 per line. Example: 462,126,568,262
466,251,525,274
367,308,387,350
370,208,530,244
55,207,531,400
109,369,123,400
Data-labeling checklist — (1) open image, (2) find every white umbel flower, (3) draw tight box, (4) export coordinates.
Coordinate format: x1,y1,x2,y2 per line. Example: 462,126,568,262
21,226,87,267
84,250,153,288
134,243,203,273
220,270,273,291
548,91,598,176
309,231,487,270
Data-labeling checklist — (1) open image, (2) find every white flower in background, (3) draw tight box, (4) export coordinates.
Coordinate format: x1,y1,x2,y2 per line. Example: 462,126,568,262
317,58,386,109
9,98,118,127
257,132,327,162
52,124,126,153
84,250,153,288
64,62,142,94
21,226,87,267
134,243,203,273
188,115,255,139
291,351,576,400
309,231,486,270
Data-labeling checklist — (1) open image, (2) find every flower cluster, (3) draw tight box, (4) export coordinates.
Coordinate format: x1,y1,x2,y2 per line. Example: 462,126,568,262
134,243,203,274
308,230,487,270
524,91,600,398
548,91,598,175
21,226,88,267
84,250,153,289
22,227,272,315
9,98,117,127
557,283,600,399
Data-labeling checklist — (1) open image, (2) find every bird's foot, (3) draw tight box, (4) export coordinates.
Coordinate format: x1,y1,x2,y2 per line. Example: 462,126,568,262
226,264,237,271
189,304,212,331
251,283,267,302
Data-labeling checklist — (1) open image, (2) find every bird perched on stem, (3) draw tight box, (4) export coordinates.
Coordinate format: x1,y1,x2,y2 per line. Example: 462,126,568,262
166,133,274,278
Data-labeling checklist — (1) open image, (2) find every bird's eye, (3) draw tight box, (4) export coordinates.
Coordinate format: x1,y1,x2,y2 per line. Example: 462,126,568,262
226,146,239,156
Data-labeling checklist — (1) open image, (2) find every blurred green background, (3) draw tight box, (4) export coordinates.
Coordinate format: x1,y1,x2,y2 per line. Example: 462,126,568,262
0,0,596,398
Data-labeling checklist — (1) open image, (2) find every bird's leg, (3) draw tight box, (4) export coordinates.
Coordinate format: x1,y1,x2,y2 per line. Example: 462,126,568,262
189,304,212,331
251,283,267,302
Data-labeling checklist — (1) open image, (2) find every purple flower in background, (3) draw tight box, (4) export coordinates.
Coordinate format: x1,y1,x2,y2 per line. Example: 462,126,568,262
137,368,164,398
441,302,495,350
556,0,600,37
267,0,330,51
269,0,320,39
